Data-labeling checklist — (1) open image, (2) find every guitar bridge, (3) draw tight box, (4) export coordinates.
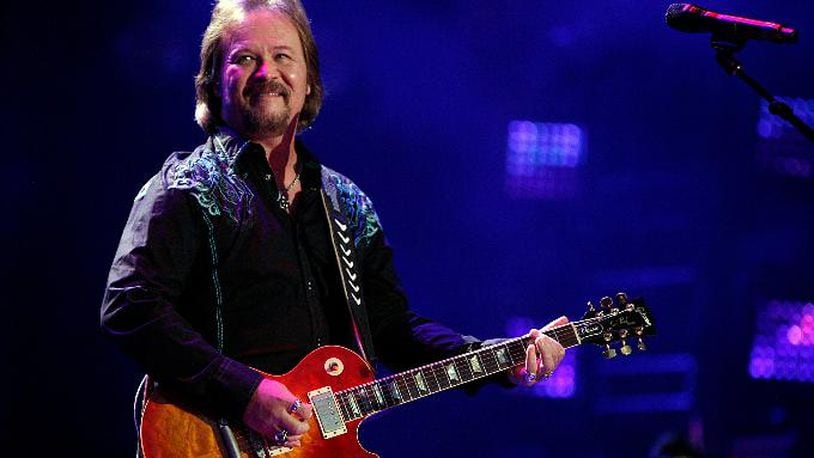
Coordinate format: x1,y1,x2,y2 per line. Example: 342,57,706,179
308,386,348,439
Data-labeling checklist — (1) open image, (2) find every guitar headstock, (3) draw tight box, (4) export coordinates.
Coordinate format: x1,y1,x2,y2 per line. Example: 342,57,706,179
575,292,655,358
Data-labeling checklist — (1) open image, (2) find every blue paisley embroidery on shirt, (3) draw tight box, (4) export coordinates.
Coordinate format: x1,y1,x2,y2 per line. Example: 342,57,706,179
168,146,254,223
322,167,381,248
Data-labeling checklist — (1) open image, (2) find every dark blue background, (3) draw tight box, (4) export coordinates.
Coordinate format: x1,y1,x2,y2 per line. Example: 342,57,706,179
3,1,813,456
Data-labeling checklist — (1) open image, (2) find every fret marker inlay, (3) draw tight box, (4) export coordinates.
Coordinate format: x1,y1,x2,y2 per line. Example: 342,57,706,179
446,364,459,382
469,354,483,373
348,393,361,417
415,372,427,393
390,380,402,401
372,384,385,406
496,348,509,365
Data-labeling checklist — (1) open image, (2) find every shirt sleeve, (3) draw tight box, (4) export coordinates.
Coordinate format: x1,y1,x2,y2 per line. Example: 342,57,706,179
100,170,262,421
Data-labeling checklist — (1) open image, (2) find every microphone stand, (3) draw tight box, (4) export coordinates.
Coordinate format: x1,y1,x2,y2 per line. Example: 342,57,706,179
711,35,814,144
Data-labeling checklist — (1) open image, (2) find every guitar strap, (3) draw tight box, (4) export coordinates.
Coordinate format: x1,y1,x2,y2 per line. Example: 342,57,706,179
319,185,377,366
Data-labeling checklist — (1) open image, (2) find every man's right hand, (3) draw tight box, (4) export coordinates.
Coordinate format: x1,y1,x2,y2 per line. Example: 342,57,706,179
242,378,313,448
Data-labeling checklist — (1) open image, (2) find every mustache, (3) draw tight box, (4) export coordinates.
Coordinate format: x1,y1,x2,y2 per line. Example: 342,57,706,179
245,81,290,98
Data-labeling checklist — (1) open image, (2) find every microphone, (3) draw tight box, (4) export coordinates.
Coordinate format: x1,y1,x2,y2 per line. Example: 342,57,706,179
665,3,798,44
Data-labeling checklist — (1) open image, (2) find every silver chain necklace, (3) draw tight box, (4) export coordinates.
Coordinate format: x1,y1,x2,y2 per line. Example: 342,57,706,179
276,171,301,211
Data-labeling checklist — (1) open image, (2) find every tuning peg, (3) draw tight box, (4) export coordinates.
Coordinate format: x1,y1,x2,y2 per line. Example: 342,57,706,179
615,292,628,305
582,301,598,319
637,337,647,351
618,329,632,355
635,326,647,351
603,344,617,359
602,332,617,358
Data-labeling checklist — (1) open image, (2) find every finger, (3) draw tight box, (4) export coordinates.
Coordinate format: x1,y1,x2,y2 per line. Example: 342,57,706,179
542,315,569,330
285,439,302,448
535,335,561,374
541,348,557,375
293,401,314,421
285,434,304,447
525,343,539,377
280,415,310,436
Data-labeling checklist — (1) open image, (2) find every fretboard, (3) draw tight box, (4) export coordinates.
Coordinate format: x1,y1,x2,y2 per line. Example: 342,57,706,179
333,323,581,422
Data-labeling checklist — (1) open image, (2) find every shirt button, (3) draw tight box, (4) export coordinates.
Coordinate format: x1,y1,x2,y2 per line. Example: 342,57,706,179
264,173,272,182
306,280,314,291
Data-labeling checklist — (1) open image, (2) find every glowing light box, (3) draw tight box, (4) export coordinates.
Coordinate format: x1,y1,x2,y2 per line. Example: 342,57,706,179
749,300,814,382
506,120,585,199
756,97,813,179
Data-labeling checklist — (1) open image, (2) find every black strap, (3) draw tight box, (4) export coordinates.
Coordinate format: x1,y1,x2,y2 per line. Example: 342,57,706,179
320,190,377,365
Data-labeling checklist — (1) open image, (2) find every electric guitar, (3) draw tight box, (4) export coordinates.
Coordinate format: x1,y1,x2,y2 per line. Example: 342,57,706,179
140,293,654,457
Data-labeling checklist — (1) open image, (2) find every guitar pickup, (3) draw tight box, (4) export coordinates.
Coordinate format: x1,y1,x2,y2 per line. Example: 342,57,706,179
308,387,348,439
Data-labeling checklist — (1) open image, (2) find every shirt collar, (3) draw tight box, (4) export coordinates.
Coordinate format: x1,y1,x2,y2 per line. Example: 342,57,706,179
211,127,322,190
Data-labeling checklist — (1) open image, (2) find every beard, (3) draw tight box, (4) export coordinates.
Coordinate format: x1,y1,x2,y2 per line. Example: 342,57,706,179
234,80,294,138
242,102,291,138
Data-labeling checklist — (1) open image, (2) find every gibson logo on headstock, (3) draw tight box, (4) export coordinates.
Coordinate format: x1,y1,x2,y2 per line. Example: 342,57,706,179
607,315,640,328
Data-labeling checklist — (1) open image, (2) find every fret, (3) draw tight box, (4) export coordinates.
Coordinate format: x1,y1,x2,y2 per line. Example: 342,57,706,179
383,379,402,407
437,365,450,390
355,387,373,416
371,383,386,409
410,371,423,395
546,324,578,348
493,344,512,370
416,370,432,395
456,357,475,383
395,374,414,402
347,391,362,419
445,361,461,385
424,365,443,393
434,364,452,390
451,357,468,384
363,385,380,413
337,392,352,421
400,372,416,400
480,347,499,373
507,340,526,365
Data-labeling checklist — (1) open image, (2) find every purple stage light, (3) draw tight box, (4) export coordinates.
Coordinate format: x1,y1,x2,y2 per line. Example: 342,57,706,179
506,120,585,199
755,97,813,179
749,300,814,382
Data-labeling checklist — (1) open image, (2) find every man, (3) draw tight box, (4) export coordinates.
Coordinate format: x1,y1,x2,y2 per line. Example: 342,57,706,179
101,0,567,453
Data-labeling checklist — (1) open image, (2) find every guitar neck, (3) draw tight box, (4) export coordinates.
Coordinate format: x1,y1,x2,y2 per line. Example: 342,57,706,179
333,323,582,422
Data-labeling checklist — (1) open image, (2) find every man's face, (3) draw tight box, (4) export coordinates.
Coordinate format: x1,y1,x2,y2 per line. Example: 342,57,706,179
219,9,310,140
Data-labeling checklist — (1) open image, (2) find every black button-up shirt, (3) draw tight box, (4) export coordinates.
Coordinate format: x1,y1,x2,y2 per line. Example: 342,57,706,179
101,133,478,420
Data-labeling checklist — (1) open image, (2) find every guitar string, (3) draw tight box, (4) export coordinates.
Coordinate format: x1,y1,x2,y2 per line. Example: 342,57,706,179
341,320,589,420
338,339,527,421
337,313,646,421
335,318,611,420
